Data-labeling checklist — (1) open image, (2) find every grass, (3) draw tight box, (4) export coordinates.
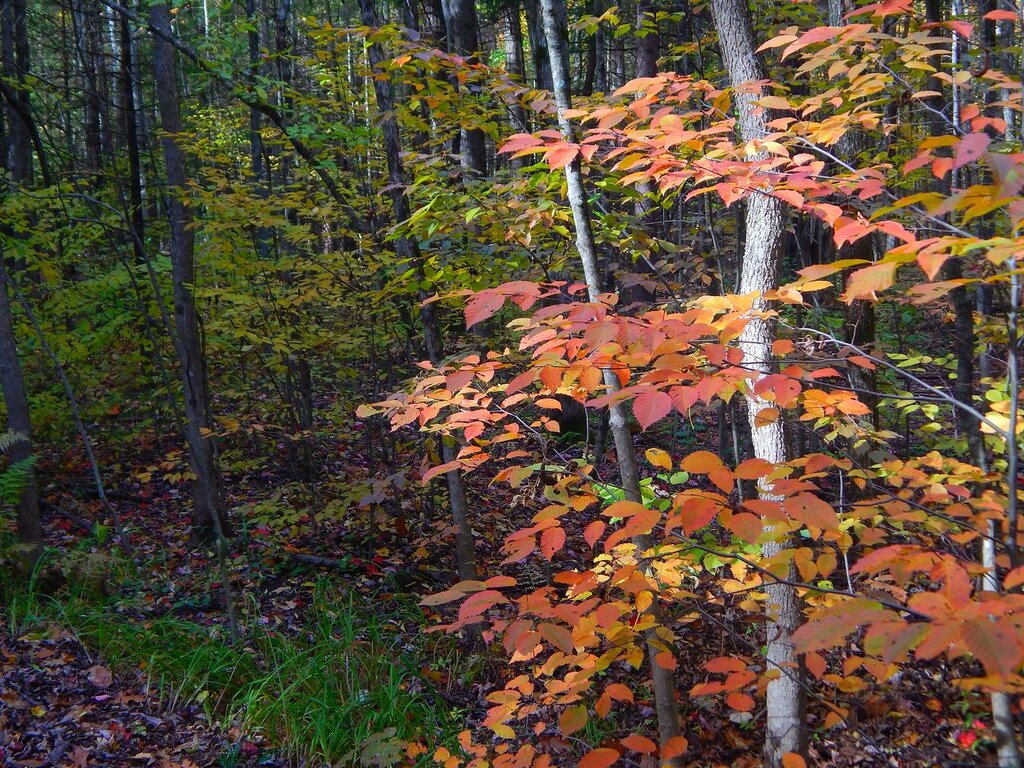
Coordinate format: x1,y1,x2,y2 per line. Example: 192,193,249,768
2,546,461,767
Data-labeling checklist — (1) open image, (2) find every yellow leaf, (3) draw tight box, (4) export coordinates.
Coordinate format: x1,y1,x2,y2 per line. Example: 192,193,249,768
644,447,672,470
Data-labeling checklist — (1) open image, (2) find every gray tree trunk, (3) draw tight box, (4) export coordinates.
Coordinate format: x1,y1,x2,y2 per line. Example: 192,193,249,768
709,0,805,763
540,0,683,755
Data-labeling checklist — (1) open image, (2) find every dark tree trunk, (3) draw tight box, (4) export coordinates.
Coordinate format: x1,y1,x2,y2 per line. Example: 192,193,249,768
0,0,41,570
2,0,33,181
0,270,41,570
524,0,553,90
441,0,487,173
149,2,224,542
359,0,478,583
635,0,657,79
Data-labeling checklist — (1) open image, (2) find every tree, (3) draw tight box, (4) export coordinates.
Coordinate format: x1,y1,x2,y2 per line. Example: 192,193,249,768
360,0,479,583
0,0,42,570
149,2,225,543
708,0,805,762
538,0,684,755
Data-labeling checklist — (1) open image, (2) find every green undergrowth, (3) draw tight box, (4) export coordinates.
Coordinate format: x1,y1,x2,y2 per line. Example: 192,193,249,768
2,547,463,767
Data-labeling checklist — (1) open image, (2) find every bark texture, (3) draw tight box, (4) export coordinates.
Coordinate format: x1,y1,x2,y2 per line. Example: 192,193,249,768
360,0,478,583
150,3,223,542
710,0,806,763
540,0,683,754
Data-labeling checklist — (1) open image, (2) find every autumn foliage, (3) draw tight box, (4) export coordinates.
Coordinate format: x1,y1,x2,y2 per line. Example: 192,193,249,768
360,2,1024,765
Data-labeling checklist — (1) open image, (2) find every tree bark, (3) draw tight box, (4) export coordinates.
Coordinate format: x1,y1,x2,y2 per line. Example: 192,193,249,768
1,0,32,181
359,0,478,584
524,0,553,90
0,0,41,571
540,0,683,754
440,0,486,174
149,2,224,543
709,0,806,763
0,268,41,570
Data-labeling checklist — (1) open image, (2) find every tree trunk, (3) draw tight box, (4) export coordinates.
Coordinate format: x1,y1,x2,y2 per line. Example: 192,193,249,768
0,0,41,571
709,0,806,763
540,0,683,754
149,2,224,543
524,0,553,90
2,0,33,182
441,0,487,173
359,0,478,584
0,270,41,570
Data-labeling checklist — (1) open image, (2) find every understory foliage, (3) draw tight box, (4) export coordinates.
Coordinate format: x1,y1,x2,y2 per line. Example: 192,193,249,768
0,0,1023,765
362,2,1024,766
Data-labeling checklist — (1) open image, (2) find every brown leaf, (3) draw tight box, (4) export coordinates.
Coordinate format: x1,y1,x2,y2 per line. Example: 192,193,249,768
70,746,90,768
86,664,112,688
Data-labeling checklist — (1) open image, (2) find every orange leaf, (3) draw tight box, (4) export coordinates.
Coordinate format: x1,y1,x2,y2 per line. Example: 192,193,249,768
1004,567,1024,591
645,447,673,470
541,527,566,560
584,521,606,548
726,692,755,712
539,622,574,653
784,493,840,530
962,619,1024,678
706,656,747,674
843,262,897,302
735,458,774,480
782,754,807,768
680,450,723,474
805,652,827,679
605,683,634,702
579,748,620,768
661,736,689,760
620,735,657,754
726,512,763,545
457,590,508,622
655,651,677,670
559,705,588,735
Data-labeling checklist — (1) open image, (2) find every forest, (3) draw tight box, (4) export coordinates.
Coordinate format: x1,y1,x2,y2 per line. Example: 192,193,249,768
1,0,1023,765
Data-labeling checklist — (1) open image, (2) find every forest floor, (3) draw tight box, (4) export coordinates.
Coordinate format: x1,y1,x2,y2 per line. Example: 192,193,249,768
0,426,1012,767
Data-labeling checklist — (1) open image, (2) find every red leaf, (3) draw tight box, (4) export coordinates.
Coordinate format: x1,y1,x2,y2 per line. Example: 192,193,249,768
584,520,606,548
633,390,672,430
546,143,580,170
465,291,505,328
541,527,566,560
953,132,990,171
